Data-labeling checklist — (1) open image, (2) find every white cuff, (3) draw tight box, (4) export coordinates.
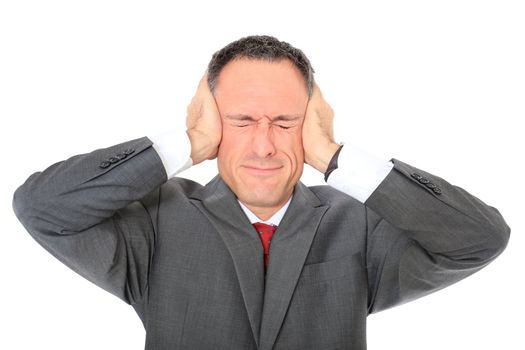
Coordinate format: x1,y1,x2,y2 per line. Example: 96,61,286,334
326,143,394,203
150,129,193,179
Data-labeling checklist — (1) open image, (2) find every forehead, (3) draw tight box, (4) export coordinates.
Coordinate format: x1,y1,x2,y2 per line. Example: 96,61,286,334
214,58,309,116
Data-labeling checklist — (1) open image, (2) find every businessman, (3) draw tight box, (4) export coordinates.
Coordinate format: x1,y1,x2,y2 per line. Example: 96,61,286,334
13,35,510,349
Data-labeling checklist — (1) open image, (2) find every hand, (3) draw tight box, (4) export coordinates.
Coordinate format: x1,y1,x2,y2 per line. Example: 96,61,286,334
302,82,341,173
186,73,222,165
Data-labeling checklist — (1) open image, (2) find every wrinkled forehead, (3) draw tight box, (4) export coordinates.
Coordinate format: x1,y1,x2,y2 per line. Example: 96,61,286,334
214,58,309,117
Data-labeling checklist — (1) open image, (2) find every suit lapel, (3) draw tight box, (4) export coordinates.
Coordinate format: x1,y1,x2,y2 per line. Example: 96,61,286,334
189,176,265,347
259,183,329,350
190,177,329,350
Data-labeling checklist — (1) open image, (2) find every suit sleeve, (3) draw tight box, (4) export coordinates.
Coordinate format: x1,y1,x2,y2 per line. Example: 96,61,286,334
12,137,168,305
363,159,510,313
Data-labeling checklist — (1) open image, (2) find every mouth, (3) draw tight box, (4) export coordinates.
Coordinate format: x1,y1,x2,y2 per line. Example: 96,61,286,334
241,165,283,177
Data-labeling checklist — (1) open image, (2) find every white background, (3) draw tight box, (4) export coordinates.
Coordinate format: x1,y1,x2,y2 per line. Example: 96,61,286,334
1,1,523,349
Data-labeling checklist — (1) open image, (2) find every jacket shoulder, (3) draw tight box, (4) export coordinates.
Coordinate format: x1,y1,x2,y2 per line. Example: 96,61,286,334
308,184,383,225
157,176,204,199
308,184,363,207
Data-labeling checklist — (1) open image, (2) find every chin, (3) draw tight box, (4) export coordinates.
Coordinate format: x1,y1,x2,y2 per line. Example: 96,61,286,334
238,188,288,208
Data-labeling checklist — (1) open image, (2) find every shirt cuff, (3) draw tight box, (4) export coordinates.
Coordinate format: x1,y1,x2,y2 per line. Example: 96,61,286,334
326,143,394,203
150,129,193,179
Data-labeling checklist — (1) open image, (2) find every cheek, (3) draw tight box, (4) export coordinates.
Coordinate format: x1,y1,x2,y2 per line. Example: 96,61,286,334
277,132,304,166
289,131,304,159
295,133,304,160
218,128,247,163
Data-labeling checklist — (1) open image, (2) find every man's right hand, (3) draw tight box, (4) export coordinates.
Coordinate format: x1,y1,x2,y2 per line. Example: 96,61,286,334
186,74,222,165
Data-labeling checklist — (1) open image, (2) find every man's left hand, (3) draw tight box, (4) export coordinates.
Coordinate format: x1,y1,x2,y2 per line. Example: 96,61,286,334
302,82,341,174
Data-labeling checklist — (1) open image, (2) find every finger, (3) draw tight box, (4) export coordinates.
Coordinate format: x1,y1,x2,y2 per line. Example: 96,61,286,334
311,81,322,99
199,72,208,87
197,72,214,97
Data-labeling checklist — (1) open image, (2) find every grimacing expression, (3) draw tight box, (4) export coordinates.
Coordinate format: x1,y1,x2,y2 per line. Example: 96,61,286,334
215,59,309,213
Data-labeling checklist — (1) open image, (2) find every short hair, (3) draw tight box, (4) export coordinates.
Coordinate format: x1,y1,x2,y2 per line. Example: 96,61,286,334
207,35,315,97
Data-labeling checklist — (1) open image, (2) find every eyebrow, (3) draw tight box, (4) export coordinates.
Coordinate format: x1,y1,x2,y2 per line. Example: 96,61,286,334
225,114,302,122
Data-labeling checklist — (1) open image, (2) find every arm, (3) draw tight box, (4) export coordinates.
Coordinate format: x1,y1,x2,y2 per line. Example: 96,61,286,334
12,74,222,304
302,83,510,313
12,137,167,304
362,158,509,312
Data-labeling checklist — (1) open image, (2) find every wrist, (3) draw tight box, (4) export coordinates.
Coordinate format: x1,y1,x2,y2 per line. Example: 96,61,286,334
149,129,193,178
186,129,220,165
307,141,341,173
324,144,344,181
187,130,208,165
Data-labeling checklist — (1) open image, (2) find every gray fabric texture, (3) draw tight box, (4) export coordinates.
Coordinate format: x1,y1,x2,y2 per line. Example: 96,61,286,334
13,137,510,350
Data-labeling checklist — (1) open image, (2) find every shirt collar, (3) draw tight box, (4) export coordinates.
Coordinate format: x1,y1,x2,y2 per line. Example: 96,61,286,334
238,196,292,226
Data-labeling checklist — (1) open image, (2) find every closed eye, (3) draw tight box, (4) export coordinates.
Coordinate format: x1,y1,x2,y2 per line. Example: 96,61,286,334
225,115,257,128
233,121,256,128
224,114,302,130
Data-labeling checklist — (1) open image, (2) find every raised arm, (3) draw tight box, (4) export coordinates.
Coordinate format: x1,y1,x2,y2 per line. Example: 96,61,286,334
363,157,509,312
302,82,511,313
12,73,222,304
12,137,167,304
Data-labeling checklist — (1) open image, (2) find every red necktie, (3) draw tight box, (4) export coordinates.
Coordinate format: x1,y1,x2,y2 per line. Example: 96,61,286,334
253,222,277,273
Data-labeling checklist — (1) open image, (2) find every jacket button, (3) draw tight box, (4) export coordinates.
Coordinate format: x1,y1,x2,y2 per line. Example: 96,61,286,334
116,153,127,160
433,187,442,195
426,183,437,189
108,157,119,164
419,177,430,184
99,161,111,169
411,173,422,180
123,148,135,155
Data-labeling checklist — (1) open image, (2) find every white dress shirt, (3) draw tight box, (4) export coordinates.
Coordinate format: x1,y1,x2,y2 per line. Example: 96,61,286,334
149,130,393,220
238,198,292,226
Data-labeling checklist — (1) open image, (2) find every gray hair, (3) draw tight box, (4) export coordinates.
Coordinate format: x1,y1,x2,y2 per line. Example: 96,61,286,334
207,35,315,97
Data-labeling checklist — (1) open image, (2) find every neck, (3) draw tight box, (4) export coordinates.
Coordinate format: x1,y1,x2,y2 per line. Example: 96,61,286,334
241,196,292,222
244,205,279,222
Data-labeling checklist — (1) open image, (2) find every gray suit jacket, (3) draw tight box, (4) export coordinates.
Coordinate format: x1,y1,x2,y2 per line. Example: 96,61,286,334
13,137,510,349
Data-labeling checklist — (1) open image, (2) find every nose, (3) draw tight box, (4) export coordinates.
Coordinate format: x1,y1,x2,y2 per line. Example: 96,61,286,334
251,120,276,158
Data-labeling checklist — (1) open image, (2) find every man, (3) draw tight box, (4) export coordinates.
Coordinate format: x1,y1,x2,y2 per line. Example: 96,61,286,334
13,35,510,349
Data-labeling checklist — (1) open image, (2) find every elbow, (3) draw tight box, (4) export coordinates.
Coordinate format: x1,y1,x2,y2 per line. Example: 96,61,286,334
457,212,511,266
12,180,49,236
490,205,511,258
12,184,41,237
480,212,511,262
490,221,511,259
13,184,31,228
467,204,511,262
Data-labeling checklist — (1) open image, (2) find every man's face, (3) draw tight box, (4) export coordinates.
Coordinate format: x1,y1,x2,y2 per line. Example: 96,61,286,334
214,58,309,214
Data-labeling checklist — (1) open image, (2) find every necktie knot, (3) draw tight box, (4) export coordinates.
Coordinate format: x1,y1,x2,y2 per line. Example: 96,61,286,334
252,222,277,272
